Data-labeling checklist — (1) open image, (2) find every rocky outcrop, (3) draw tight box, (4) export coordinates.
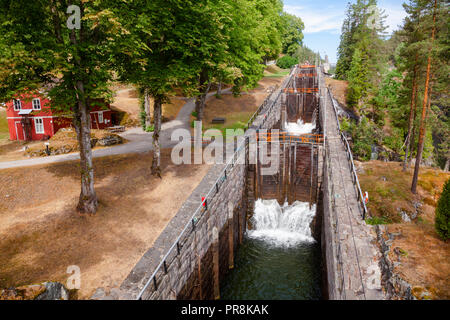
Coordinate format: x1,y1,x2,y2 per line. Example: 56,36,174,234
97,135,123,146
376,226,415,300
0,282,70,300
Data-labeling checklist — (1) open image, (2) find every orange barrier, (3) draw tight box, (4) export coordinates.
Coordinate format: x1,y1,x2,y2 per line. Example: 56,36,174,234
299,65,316,69
257,132,324,144
283,88,319,94
295,73,317,78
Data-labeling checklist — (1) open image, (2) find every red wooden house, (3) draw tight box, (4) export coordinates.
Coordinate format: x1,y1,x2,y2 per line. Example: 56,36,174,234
5,91,113,141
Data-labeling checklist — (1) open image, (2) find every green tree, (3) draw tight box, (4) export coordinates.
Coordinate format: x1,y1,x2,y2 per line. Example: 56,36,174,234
280,12,304,55
347,47,369,108
435,179,450,241
411,0,439,194
293,45,319,64
0,0,127,214
276,56,298,69
193,0,285,120
115,0,221,176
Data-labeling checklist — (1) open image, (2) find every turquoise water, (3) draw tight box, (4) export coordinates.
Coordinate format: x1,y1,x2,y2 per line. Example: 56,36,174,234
220,236,322,300
220,200,322,300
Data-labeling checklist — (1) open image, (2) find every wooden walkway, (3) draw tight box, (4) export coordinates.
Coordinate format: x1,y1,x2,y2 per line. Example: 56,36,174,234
323,76,385,300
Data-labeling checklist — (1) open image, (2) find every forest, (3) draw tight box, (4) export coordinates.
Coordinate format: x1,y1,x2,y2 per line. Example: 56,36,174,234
334,0,449,194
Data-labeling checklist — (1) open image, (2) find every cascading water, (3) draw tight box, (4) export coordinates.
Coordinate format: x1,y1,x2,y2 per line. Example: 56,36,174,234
285,119,316,135
221,200,322,300
249,200,316,247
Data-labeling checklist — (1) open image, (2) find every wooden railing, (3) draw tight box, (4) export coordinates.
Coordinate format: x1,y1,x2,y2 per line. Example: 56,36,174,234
299,64,316,69
283,88,319,94
295,73,317,78
257,132,324,144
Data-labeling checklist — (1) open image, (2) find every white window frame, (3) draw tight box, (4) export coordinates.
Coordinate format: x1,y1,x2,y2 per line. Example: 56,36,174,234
32,98,41,110
34,117,44,134
98,112,104,124
13,99,22,111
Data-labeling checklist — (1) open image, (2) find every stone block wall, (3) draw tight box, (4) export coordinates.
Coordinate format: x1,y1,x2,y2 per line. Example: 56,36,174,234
119,76,291,301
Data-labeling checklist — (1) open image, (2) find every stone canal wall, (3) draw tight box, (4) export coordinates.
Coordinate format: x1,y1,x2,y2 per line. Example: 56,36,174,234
119,74,292,300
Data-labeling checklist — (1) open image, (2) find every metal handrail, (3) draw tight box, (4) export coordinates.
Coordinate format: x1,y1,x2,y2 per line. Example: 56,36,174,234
137,73,292,300
246,72,292,130
137,137,247,300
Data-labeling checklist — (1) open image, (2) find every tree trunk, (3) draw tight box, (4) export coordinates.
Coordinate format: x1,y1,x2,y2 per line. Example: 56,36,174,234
144,88,151,129
151,96,162,178
444,158,449,172
403,58,419,172
74,81,98,214
411,0,437,194
195,69,212,121
68,4,98,214
408,98,418,167
217,80,222,97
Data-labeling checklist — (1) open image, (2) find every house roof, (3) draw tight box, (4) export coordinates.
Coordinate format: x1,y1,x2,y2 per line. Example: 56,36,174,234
18,109,34,115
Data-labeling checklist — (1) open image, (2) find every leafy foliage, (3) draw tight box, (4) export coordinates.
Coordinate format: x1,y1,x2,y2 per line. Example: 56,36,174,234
276,56,298,69
293,45,320,64
280,12,305,55
435,179,450,241
335,0,448,173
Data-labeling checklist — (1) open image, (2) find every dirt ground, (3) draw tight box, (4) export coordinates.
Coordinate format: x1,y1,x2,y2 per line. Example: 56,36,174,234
325,77,348,108
200,76,287,133
0,150,210,299
358,161,450,299
111,86,186,125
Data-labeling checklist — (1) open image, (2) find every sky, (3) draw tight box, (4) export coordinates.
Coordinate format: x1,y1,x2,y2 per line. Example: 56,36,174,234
283,0,408,63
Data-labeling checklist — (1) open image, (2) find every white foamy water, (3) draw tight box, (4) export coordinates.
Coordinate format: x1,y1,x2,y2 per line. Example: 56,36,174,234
285,119,315,135
248,199,316,247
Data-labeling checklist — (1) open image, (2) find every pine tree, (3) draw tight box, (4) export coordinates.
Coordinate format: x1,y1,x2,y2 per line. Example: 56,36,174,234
412,0,439,194
347,47,369,108
435,179,450,241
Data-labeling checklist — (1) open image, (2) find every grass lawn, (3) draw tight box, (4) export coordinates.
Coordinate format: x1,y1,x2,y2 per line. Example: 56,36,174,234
0,109,9,141
111,86,186,126
264,65,289,78
264,71,290,78
192,76,287,139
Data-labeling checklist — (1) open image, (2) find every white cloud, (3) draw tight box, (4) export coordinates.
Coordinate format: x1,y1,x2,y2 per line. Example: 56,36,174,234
379,5,407,34
284,4,344,34
285,2,407,35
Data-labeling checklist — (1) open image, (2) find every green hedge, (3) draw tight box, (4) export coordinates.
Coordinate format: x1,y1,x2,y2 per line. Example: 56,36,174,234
276,56,298,69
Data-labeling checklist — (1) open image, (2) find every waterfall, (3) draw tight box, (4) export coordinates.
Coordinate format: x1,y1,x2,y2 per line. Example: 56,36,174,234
285,119,316,135
248,199,316,247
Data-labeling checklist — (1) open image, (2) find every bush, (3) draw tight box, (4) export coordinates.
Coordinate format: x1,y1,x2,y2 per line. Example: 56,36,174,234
435,179,450,241
366,216,390,225
276,55,298,69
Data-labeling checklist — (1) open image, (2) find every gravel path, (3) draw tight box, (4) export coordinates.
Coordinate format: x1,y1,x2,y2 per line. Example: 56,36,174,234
0,89,230,170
